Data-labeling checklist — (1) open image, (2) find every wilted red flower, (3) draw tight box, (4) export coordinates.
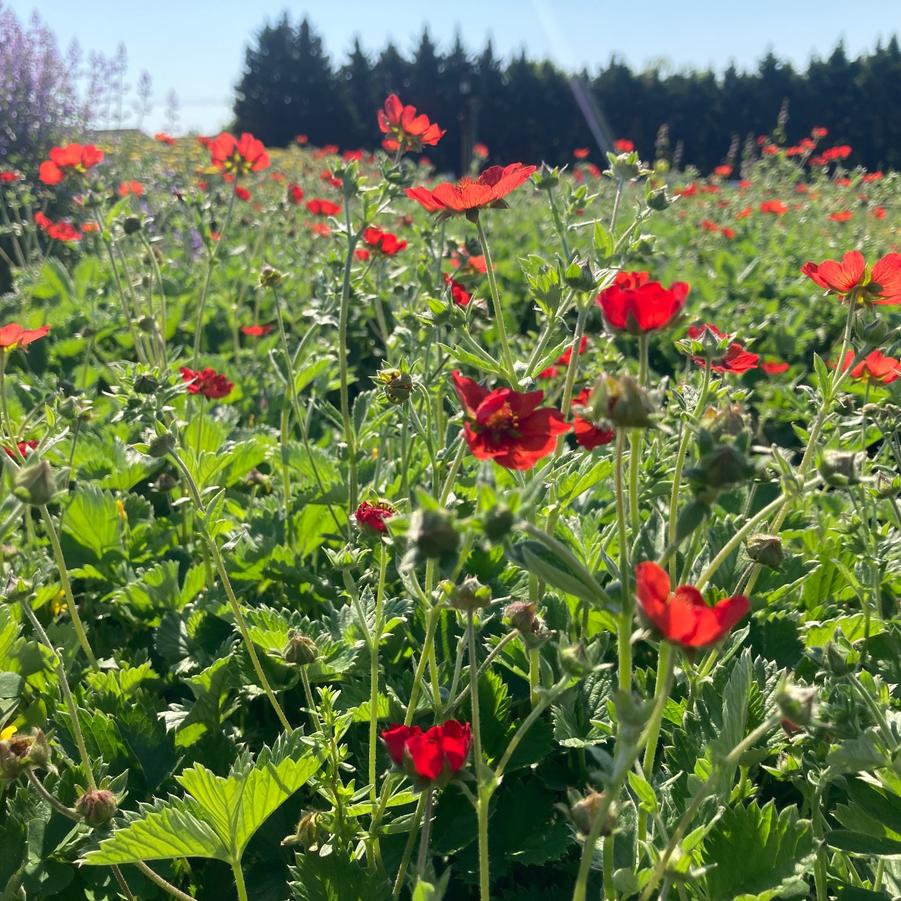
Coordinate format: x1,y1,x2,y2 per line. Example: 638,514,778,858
613,139,634,153
597,271,690,335
829,210,853,222
713,164,732,177
473,142,489,159
0,323,50,352
381,720,471,782
573,147,590,159
155,132,177,145
378,94,445,154
538,337,589,379
39,143,104,185
452,371,570,470
802,251,901,304
762,360,790,375
635,561,749,649
306,198,341,216
117,180,144,197
3,440,38,459
759,200,788,216
406,163,536,219
362,226,407,256
572,388,614,449
354,500,396,534
234,186,251,202
687,324,759,373
287,183,304,204
208,132,270,176
34,212,81,242
836,349,901,384
179,366,234,399
444,274,472,307
0,169,22,183
241,324,273,337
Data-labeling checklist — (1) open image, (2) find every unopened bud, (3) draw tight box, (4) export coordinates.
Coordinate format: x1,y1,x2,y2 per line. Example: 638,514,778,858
775,681,816,728
377,369,413,405
409,509,460,561
123,217,142,236
283,810,325,849
147,433,176,458
482,505,514,543
532,163,561,190
590,374,656,429
76,788,118,826
563,256,599,293
284,631,319,666
0,729,50,782
449,576,491,613
13,460,57,506
818,450,861,488
646,186,672,211
571,790,615,836
746,534,783,569
259,265,286,288
504,601,550,649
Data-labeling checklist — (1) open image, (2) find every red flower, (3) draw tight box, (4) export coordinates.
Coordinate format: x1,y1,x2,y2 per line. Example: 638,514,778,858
812,126,828,139
635,561,749,649
762,360,790,375
155,132,177,145
0,169,22,183
759,200,788,216
572,388,614,449
713,164,732,177
3,440,38,459
378,94,445,154
452,371,569,470
241,324,273,337
380,721,472,782
573,147,590,159
687,324,759,374
320,169,342,190
38,143,104,185
208,132,269,176
0,323,50,351
862,172,883,183
829,210,852,222
473,142,489,159
837,349,901,385
117,180,144,197
444,274,472,307
310,222,331,237
802,251,901,304
354,500,396,534
34,212,81,242
295,134,309,145
234,186,251,202
355,249,371,261
406,163,536,219
287,183,304,204
613,139,634,152
306,198,341,216
363,227,407,256
721,227,736,240
597,271,690,335
179,367,234,399
872,207,886,220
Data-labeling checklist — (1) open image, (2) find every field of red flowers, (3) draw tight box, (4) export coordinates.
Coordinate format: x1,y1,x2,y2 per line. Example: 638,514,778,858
0,95,899,901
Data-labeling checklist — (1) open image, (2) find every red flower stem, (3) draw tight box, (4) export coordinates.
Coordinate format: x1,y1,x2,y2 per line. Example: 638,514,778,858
467,610,490,901
415,787,435,881
338,201,360,514
369,544,388,808
391,791,426,898
403,604,442,726
614,430,633,694
475,215,518,388
628,335,649,532
560,302,591,433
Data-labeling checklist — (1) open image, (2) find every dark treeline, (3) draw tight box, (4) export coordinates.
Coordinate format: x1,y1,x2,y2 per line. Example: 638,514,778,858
232,15,901,173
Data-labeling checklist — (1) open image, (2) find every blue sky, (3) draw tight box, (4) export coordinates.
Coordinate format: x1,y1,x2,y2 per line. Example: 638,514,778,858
7,0,897,134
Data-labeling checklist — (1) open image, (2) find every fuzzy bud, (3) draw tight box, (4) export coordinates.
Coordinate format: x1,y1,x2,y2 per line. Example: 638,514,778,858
570,790,615,836
259,265,286,288
746,534,784,569
409,509,460,561
590,374,655,429
818,450,861,488
13,460,58,506
76,788,118,826
284,631,319,666
504,601,550,649
775,682,816,728
449,576,491,613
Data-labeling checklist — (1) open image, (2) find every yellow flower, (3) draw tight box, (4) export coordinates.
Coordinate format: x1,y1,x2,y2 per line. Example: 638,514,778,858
51,589,66,618
0,724,16,741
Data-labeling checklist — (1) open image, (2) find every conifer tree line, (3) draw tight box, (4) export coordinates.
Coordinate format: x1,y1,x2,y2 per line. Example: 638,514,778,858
232,15,901,174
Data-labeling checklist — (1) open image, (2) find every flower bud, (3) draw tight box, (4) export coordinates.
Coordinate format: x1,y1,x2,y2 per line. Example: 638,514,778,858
449,576,491,613
606,151,642,182
646,186,672,211
284,631,319,666
775,681,816,728
570,790,615,836
688,444,755,494
259,265,286,288
138,316,156,333
147,432,176,458
123,216,142,236
853,312,890,345
818,450,861,487
376,368,413,405
283,810,325,850
559,642,592,677
409,509,460,561
563,256,599,293
133,374,159,395
0,729,50,783
532,163,561,191
504,601,550,649
590,374,656,429
746,534,784,569
13,460,58,506
76,788,118,826
482,505,514,543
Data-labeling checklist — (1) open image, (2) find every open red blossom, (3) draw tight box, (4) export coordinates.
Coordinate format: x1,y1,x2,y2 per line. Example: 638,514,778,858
0,323,50,352
597,271,690,335
117,180,144,197
836,349,901,385
573,147,590,159
354,500,396,534
241,324,273,337
287,183,304,204
452,371,570,470
295,134,308,145
862,172,883,183
444,274,472,307
572,388,614,449
473,142,489,159
812,126,829,138
802,251,901,304
381,721,471,782
38,143,104,185
687,324,759,373
208,132,269,176
762,360,790,375
362,226,407,255
713,164,733,177
759,199,788,216
0,169,22,183
635,561,749,649
613,138,634,152
3,439,38,459
179,367,233,399
306,198,341,216
234,186,251,202
406,163,536,219
34,212,81,242
378,93,445,154
829,210,853,222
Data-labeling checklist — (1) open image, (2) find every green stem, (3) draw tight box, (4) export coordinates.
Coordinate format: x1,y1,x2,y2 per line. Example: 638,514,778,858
26,770,79,819
415,788,434,880
369,544,388,806
404,605,442,725
134,862,198,901
468,610,490,901
392,792,426,899
609,178,624,234
602,833,615,900
337,202,360,514
614,430,632,693
475,215,517,387
231,858,249,901
547,185,571,259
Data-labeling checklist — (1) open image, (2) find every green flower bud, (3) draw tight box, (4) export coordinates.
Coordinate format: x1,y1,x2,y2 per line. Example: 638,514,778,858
482,505,514,543
563,256,599,293
570,790,615,836
123,217,142,236
376,369,413,405
284,631,319,666
504,601,550,649
775,681,816,728
818,450,861,488
13,460,58,506
259,265,286,288
449,576,491,613
409,509,460,561
147,433,176,459
532,163,561,190
746,534,784,569
590,374,656,429
76,788,118,826
646,186,672,211
0,729,50,783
